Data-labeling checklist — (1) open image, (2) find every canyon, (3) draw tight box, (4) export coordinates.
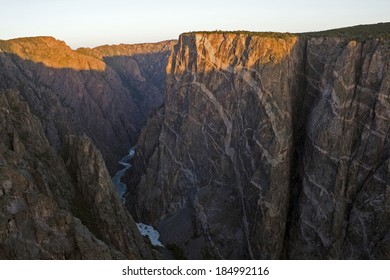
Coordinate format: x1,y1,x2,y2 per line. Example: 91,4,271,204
1,23,389,259
0,37,174,259
0,37,176,174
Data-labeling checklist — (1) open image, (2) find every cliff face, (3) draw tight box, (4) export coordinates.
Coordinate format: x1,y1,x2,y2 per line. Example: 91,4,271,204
288,37,390,259
0,37,175,174
79,41,174,115
0,90,152,259
128,32,390,259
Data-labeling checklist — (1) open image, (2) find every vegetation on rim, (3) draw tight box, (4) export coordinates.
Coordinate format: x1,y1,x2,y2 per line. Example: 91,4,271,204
183,30,295,39
184,22,390,41
299,22,390,40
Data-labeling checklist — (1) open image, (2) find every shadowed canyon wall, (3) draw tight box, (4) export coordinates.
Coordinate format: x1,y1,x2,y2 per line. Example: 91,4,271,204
0,37,176,259
127,32,390,259
0,90,152,259
0,37,176,174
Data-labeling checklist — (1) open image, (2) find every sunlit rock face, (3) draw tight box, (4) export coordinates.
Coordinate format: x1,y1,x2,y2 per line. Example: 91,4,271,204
0,37,176,174
0,36,106,70
128,32,390,259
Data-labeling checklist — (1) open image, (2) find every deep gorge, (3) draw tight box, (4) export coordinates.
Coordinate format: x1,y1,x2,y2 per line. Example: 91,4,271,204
0,23,389,259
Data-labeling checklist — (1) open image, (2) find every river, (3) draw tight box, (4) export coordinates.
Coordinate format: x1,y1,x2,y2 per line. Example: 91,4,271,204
112,146,163,247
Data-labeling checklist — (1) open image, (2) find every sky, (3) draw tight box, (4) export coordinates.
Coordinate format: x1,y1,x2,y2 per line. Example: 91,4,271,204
0,0,389,49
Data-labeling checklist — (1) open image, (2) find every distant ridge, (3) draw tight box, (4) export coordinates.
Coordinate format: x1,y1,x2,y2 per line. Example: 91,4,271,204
300,22,390,40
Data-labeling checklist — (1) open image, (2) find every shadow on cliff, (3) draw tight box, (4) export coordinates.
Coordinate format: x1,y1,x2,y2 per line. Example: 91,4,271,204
0,51,167,175
127,34,390,259
103,52,169,92
101,52,170,110
125,35,315,259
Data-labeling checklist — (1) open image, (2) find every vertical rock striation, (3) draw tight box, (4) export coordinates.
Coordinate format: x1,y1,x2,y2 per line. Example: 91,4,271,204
287,37,390,259
128,32,390,259
129,33,305,259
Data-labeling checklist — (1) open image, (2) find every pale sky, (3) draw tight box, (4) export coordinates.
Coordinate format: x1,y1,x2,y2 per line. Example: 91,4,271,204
0,0,389,49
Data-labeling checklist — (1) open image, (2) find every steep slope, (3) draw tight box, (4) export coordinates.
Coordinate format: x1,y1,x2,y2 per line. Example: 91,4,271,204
0,37,175,174
128,30,390,259
79,40,176,115
287,37,390,259
0,90,152,259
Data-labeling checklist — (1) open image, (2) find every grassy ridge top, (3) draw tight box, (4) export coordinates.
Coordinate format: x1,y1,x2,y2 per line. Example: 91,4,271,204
299,22,390,40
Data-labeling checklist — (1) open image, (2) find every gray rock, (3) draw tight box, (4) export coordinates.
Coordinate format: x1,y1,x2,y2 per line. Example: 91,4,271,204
0,90,152,259
0,37,176,174
128,33,390,259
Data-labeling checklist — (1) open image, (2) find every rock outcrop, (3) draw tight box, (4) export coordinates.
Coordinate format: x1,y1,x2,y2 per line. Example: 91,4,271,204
0,90,152,259
0,37,176,174
128,30,390,259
